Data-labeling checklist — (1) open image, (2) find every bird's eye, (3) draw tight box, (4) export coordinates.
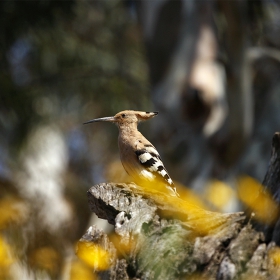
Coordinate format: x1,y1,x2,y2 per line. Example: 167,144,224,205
121,114,126,118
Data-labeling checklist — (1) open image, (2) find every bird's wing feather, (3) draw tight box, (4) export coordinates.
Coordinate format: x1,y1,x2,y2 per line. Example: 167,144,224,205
135,145,174,187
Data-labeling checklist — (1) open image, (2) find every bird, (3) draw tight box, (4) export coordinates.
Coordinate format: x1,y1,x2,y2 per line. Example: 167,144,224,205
84,110,179,197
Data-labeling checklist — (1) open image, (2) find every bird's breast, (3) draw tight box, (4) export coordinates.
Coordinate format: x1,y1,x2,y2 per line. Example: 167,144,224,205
118,137,145,179
118,137,137,167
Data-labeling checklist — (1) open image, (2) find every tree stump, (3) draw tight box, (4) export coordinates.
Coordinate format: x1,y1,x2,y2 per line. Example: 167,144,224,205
78,133,280,279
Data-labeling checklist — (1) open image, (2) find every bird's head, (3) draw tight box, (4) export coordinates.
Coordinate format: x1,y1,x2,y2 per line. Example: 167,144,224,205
84,110,158,127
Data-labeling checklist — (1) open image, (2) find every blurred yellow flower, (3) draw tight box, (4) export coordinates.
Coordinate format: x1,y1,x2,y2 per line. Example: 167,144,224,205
269,246,280,265
237,176,260,204
0,234,14,268
109,233,135,257
205,180,235,210
29,246,60,273
0,196,28,229
237,176,278,224
175,182,206,209
76,241,111,271
69,259,97,280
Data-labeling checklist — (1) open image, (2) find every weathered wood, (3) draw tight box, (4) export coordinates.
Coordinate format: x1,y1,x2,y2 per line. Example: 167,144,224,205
86,182,245,279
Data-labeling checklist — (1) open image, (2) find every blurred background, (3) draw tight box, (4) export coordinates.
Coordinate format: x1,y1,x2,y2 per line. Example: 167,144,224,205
1,0,280,279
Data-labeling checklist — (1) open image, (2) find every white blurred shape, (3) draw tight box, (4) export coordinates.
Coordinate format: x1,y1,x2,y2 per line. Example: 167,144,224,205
15,125,71,232
10,262,51,280
190,25,227,136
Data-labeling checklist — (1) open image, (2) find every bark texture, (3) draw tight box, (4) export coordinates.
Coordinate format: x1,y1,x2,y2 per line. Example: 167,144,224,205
253,132,280,245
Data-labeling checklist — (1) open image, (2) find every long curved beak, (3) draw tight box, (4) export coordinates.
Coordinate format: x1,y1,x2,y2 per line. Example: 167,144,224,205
83,116,115,125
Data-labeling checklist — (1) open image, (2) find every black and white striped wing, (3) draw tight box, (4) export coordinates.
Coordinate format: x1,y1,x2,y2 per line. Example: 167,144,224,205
135,144,174,187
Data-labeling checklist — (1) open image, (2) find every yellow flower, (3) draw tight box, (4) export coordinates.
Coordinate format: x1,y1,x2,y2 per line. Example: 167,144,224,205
76,241,111,271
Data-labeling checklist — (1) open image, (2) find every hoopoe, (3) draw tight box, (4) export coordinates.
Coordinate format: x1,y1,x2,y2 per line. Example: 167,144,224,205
84,110,179,197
